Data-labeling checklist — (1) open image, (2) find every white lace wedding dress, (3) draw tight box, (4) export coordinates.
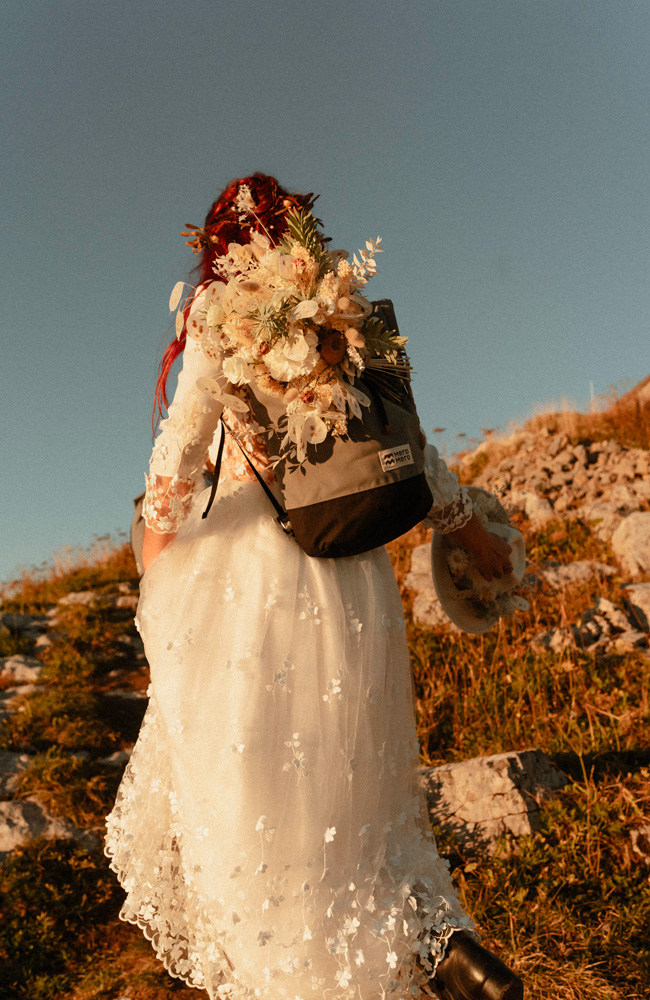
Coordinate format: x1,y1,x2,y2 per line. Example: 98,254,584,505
104,286,476,1000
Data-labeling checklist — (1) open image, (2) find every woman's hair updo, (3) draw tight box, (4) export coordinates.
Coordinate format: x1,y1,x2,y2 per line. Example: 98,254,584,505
153,173,317,430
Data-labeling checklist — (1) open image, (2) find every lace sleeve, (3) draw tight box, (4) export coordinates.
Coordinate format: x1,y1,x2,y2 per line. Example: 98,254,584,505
143,292,224,534
420,442,473,534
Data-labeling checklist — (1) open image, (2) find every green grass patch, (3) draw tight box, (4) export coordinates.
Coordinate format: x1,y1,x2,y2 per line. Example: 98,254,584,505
527,518,613,564
14,749,122,828
1,686,119,754
0,628,36,660
446,772,650,998
0,840,122,1000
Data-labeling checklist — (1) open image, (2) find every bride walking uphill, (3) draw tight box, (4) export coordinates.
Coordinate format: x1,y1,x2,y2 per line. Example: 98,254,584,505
104,174,524,1000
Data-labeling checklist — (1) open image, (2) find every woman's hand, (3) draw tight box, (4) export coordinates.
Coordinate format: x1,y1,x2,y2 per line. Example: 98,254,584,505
446,513,513,582
142,525,178,573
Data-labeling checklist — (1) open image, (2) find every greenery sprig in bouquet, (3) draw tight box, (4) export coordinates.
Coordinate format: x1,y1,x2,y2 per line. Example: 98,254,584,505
169,191,409,463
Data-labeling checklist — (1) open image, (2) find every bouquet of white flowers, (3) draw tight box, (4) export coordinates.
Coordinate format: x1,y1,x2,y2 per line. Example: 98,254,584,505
169,199,410,464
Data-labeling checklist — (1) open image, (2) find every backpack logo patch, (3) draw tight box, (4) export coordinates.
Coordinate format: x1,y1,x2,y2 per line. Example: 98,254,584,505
378,444,414,472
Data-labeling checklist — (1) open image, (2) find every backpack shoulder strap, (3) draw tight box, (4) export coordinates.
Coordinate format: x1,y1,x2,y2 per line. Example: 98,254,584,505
201,417,227,519
202,418,293,534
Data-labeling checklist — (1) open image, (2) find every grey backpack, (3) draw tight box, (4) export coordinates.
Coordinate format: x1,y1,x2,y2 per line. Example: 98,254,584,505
202,299,432,558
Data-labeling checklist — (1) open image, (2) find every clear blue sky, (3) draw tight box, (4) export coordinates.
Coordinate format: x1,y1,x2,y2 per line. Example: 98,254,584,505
2,0,649,583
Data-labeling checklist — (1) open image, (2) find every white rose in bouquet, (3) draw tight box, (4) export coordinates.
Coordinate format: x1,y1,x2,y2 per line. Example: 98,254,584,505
223,355,254,386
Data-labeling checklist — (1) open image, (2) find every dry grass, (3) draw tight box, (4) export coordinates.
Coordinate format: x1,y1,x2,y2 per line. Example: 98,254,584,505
454,388,650,480
1,535,140,613
525,385,650,451
2,405,650,998
384,504,650,997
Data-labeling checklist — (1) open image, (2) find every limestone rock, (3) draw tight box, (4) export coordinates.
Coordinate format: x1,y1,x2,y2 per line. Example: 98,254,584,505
547,434,570,458
554,448,575,469
0,612,48,636
582,597,632,634
99,749,132,767
115,594,139,611
34,634,55,651
538,560,615,589
117,633,145,655
571,467,589,490
611,513,650,577
533,599,645,654
609,483,641,511
521,493,554,527
103,689,148,701
576,501,624,542
408,543,431,578
0,685,39,713
420,749,567,853
532,598,632,652
405,543,454,631
0,798,98,856
461,428,649,551
0,750,30,796
621,583,650,631
552,490,572,513
572,444,588,466
631,824,650,864
613,458,636,481
0,654,44,683
531,626,580,654
632,478,650,501
609,630,648,654
58,590,99,607
411,594,453,631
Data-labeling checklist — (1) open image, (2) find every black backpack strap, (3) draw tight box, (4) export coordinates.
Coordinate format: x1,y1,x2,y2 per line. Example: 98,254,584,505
230,433,293,534
202,417,227,519
202,419,293,535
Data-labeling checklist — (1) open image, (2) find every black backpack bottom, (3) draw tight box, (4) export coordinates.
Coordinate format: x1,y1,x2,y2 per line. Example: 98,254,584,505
287,474,433,558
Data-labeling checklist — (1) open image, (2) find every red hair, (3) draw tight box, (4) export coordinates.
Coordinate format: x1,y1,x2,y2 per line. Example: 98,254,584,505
152,173,317,433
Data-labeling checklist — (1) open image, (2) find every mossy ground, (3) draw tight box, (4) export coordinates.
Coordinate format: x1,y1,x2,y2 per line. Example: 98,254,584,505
1,487,649,998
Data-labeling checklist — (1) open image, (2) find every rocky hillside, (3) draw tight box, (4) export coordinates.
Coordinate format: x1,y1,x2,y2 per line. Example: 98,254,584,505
407,419,650,664
1,400,650,998
1,586,144,858
467,429,650,544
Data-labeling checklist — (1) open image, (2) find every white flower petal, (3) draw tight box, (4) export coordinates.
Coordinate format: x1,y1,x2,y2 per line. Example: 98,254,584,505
283,335,310,362
206,301,224,328
223,355,254,386
186,315,207,341
205,282,225,306
195,375,223,399
330,380,347,413
220,392,250,414
302,415,327,446
169,281,185,312
292,299,319,320
345,389,362,420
